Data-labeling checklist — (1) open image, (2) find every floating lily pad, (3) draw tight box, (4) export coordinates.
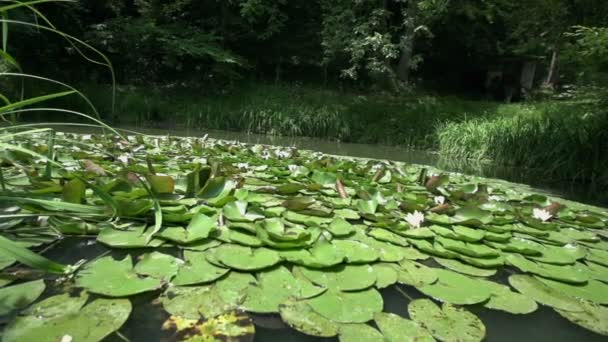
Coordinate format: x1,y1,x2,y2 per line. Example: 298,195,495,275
155,213,217,244
213,245,281,271
408,298,485,342
242,266,301,313
134,252,183,281
436,236,500,258
161,285,243,319
3,293,131,342
508,274,583,311
374,312,434,342
280,240,345,268
435,257,497,277
481,280,538,314
528,244,586,265
306,288,383,323
76,255,162,297
279,300,339,337
172,250,230,286
396,261,438,287
97,225,164,248
372,263,398,289
417,269,492,305
327,217,356,237
587,262,608,283
556,301,608,336
339,323,384,342
297,264,376,291
0,279,45,316
332,240,380,263
368,228,409,246
538,276,608,304
506,254,589,284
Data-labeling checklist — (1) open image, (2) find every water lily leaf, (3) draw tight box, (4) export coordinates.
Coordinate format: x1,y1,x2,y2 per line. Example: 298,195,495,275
156,213,217,244
161,312,254,342
282,197,316,211
283,210,333,226
408,298,486,342
556,301,608,336
368,228,409,246
396,261,438,287
481,280,538,314
529,244,586,265
97,225,164,248
372,263,398,289
134,252,183,281
586,248,608,267
452,207,493,226
486,237,543,256
279,300,339,337
417,269,492,305
76,255,162,297
172,250,229,286
435,257,497,277
223,201,264,222
297,264,376,291
436,236,500,258
356,199,378,215
561,228,600,242
147,174,175,194
374,312,434,342
508,274,583,312
306,288,383,323
332,239,380,263
3,293,131,342
339,323,383,342
538,276,608,304
334,208,360,220
506,254,589,284
262,218,310,242
215,272,257,304
213,245,281,271
400,227,435,239
242,266,300,313
161,285,243,319
311,171,337,186
587,262,608,283
327,217,355,237
0,279,45,315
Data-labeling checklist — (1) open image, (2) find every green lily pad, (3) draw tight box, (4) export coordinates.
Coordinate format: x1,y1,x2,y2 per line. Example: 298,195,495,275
506,254,589,284
372,263,399,289
0,279,45,316
172,250,230,286
242,266,301,313
537,276,608,304
155,213,217,244
374,312,434,342
435,257,497,277
297,264,376,291
396,261,438,287
332,239,380,263
3,293,131,342
486,237,543,256
280,240,345,268
161,285,243,319
339,323,384,342
587,262,608,283
279,300,339,337
368,228,410,246
408,298,486,342
436,236,500,258
452,207,493,226
306,288,383,323
417,269,492,305
508,274,583,311
327,217,356,237
586,248,608,267
283,210,333,226
134,252,183,281
223,201,264,222
213,245,281,271
556,301,608,336
76,255,162,297
97,225,164,248
481,280,538,314
528,244,586,265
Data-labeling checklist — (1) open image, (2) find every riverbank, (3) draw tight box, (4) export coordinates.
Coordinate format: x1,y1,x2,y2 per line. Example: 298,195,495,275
33,82,608,192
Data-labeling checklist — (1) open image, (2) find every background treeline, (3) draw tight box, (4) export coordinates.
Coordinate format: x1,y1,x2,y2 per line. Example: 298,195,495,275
8,0,608,91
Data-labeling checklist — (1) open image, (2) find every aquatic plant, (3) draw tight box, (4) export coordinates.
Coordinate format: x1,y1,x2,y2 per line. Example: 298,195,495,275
0,130,607,341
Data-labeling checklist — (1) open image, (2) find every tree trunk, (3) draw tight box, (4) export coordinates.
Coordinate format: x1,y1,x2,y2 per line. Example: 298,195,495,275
544,44,561,88
397,35,414,83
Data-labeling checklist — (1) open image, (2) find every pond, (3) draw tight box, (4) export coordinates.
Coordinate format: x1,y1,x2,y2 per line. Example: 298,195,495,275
1,126,607,342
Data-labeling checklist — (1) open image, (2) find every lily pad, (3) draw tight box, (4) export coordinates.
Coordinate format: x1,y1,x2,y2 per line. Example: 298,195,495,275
417,269,492,305
537,276,608,304
279,300,339,337
435,257,497,277
506,254,589,284
332,239,380,263
481,280,538,314
97,225,164,248
306,288,383,323
374,312,434,342
155,213,217,244
372,263,399,289
172,250,230,286
161,312,254,341
3,293,131,342
408,298,486,342
396,261,438,287
339,323,384,342
134,252,183,281
76,255,162,297
508,274,583,312
213,245,281,271
297,264,376,291
0,279,46,316
556,301,608,336
327,217,356,237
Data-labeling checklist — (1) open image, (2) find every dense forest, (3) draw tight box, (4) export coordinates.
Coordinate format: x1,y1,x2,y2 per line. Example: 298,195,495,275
7,0,608,92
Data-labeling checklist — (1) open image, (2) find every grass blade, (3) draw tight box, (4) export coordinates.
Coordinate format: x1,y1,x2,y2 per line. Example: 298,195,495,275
0,235,68,274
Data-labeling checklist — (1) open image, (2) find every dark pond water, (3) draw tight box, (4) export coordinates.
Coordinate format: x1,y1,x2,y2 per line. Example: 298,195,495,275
31,124,606,341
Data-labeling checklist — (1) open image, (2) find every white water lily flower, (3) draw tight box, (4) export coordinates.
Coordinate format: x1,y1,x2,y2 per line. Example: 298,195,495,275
60,335,73,342
81,134,92,140
276,150,291,159
405,210,425,228
532,208,552,222
288,164,299,173
117,154,130,164
236,163,249,169
488,195,502,202
434,196,445,205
